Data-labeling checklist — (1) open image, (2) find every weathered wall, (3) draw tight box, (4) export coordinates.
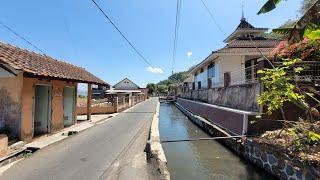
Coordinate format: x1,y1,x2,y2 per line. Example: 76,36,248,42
181,83,261,112
0,73,23,139
21,77,76,141
177,98,246,135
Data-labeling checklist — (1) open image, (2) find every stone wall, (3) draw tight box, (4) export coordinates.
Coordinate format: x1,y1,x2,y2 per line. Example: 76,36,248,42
180,83,261,112
244,140,320,180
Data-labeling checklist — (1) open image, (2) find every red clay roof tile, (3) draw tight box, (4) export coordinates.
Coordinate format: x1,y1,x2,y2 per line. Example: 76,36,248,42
0,42,108,85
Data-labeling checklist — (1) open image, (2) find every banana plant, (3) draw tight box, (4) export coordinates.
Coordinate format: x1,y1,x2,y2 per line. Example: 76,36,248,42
258,0,320,41
257,0,282,15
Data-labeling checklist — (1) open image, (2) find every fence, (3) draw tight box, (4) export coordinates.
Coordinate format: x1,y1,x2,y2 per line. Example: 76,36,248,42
77,98,116,115
77,94,146,115
283,61,320,82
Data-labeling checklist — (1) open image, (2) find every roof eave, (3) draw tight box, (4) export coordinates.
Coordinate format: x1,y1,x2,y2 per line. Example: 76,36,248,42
223,28,269,43
189,53,218,75
23,72,108,86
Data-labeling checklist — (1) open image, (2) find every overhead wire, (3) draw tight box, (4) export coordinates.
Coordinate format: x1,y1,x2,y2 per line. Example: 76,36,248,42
0,21,46,54
57,0,79,60
199,0,226,37
90,0,162,72
172,0,182,75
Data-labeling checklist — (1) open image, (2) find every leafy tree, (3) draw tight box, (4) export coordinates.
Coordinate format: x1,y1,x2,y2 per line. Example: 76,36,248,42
146,83,156,95
157,84,169,93
168,71,188,84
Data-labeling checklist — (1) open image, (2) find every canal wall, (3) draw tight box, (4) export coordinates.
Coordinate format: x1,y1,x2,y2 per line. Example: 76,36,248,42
244,140,320,180
147,101,170,180
175,102,320,180
176,98,258,135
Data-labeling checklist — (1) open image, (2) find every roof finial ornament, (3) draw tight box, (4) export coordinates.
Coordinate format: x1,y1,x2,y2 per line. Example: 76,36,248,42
241,0,245,20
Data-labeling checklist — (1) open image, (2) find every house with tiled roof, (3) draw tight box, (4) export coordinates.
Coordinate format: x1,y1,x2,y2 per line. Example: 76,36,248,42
0,42,109,142
91,77,148,112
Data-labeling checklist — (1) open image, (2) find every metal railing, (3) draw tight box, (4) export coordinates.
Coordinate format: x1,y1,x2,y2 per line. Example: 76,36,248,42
285,61,320,82
229,64,259,86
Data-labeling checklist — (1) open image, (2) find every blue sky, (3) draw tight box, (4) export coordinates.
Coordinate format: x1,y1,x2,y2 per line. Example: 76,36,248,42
0,0,302,88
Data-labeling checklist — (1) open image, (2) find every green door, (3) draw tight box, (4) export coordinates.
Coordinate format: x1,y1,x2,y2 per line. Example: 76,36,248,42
63,87,75,127
34,85,51,135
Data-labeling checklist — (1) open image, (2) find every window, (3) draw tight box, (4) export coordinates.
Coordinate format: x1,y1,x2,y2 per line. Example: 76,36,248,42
207,63,215,78
198,81,201,89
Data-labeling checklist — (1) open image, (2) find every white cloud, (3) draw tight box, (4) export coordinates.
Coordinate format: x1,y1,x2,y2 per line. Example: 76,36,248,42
187,51,193,58
146,66,164,74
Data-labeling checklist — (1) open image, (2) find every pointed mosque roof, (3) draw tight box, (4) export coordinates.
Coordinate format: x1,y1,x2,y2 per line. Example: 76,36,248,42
223,18,268,43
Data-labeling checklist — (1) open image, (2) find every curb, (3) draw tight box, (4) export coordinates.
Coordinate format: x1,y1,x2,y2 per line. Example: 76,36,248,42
148,101,170,180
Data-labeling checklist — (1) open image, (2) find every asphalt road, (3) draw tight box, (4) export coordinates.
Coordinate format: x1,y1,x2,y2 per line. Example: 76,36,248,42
1,98,158,180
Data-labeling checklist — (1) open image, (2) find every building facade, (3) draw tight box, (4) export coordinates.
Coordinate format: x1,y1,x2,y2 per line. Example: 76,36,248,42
178,18,281,135
0,42,108,142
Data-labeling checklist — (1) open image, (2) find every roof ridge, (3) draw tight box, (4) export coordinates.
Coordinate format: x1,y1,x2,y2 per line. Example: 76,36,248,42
0,41,88,71
0,40,107,85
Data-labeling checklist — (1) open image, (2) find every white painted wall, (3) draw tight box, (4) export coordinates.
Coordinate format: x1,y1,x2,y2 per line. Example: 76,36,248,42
194,66,208,90
192,55,245,89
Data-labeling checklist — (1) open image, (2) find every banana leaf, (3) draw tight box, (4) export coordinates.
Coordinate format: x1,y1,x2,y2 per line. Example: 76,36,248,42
257,0,282,15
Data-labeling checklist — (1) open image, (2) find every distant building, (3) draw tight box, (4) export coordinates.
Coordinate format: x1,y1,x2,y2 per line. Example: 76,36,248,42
92,78,148,108
113,78,140,90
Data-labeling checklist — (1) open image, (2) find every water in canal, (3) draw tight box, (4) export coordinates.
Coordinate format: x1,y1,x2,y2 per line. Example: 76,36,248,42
159,103,275,180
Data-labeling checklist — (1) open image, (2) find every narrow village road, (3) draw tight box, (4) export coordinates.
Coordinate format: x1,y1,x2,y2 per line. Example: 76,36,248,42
1,98,158,180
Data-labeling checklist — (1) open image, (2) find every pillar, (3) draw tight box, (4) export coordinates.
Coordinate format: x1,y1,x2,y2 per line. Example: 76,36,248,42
129,93,132,107
87,83,92,120
114,97,119,113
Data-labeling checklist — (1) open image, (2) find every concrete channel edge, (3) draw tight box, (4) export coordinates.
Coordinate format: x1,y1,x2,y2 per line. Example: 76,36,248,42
147,101,170,180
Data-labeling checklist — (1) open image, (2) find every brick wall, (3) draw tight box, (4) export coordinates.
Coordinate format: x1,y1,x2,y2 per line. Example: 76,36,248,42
76,106,115,115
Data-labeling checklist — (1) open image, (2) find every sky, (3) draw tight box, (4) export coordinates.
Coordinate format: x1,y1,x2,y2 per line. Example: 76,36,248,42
0,0,303,88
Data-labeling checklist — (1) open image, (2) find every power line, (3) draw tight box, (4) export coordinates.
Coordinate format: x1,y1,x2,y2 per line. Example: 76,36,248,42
0,21,46,54
90,0,156,69
199,0,226,36
172,0,182,75
57,0,79,60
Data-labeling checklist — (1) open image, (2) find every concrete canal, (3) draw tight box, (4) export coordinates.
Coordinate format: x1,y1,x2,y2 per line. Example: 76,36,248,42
159,103,275,180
